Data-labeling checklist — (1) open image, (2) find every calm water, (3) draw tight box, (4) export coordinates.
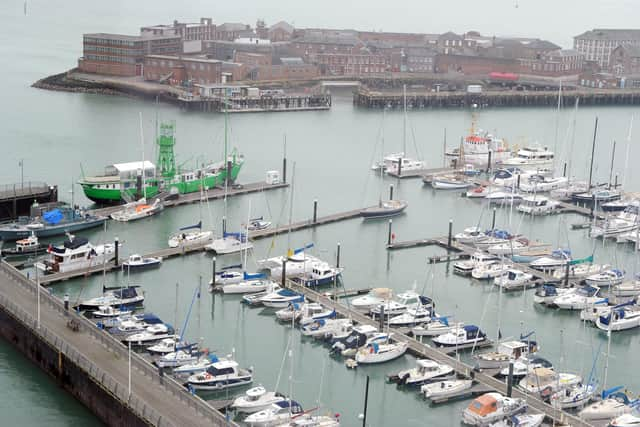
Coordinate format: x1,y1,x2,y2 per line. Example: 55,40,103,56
2,2,640,427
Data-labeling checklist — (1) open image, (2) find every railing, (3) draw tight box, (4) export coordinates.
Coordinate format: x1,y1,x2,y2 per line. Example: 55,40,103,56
0,262,234,427
0,182,52,198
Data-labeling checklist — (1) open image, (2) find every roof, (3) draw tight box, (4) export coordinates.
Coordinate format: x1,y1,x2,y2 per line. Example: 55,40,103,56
269,21,294,33
84,33,179,42
575,29,640,41
439,31,463,40
111,161,155,172
294,32,362,46
212,360,238,369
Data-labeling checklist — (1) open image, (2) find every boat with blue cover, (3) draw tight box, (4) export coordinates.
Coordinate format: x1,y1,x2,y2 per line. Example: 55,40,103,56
259,289,304,309
432,325,487,347
186,359,253,390
0,205,106,241
291,261,343,287
76,285,145,311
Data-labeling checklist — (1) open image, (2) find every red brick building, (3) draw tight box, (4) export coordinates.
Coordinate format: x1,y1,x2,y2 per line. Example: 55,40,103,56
234,52,272,67
315,52,389,76
143,55,222,85
215,23,253,41
78,33,182,76
519,49,583,77
268,21,295,42
610,45,640,76
141,18,216,41
435,54,520,75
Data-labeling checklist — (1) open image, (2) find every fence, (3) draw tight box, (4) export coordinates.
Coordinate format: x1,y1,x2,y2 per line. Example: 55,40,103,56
0,182,51,199
0,262,235,427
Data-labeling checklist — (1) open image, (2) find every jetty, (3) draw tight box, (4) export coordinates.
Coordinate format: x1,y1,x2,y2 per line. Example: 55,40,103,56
285,280,591,427
355,86,640,109
0,261,234,426
37,206,372,285
0,181,58,221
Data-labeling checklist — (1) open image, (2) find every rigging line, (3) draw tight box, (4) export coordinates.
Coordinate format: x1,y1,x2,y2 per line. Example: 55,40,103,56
361,112,386,207
315,353,328,410
407,114,424,161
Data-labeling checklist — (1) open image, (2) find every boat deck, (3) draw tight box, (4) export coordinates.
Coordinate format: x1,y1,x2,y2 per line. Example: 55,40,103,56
428,382,494,404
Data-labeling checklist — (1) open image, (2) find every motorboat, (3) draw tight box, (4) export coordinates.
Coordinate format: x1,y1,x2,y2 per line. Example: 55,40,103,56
232,386,286,414
596,304,640,332
519,175,568,193
485,191,524,205
354,338,408,364
550,181,589,200
552,263,609,281
248,217,271,231
430,174,473,190
388,359,454,386
75,285,144,311
612,281,640,297
242,283,282,306
461,392,527,426
220,274,277,295
210,268,244,286
35,235,119,274
432,325,487,348
147,337,195,355
590,217,638,239
445,127,511,166
369,291,429,317
276,415,340,427
292,261,343,288
329,325,380,356
257,249,321,279
554,285,607,310
491,168,532,187
411,318,463,337
205,232,253,255
572,189,621,204
122,254,162,269
501,145,554,169
550,382,598,409
585,269,625,287
487,239,531,256
472,262,510,280
123,323,175,346
173,355,218,375
386,157,425,176
155,349,200,368
517,195,561,215
422,379,473,400
488,413,545,427
494,269,535,291
498,357,553,379
104,313,163,335
350,288,393,312
297,303,336,326
0,232,46,257
474,339,538,370
300,318,352,339
259,289,304,309
529,249,571,272
602,199,638,213
454,252,499,276
510,246,552,263
388,304,435,327
533,284,574,306
466,186,492,198
460,164,482,176
91,305,132,318
517,367,581,397
610,413,640,427
186,359,253,390
360,199,408,219
579,386,639,422
244,400,304,427
168,223,213,248
110,198,163,222
454,228,491,246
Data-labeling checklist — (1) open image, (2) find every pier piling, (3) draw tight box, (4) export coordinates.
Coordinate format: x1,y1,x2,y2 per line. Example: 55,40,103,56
281,260,287,287
389,184,394,200
387,219,393,246
114,237,119,267
491,208,497,230
506,362,514,397
336,243,341,269
447,219,453,249
313,199,318,224
212,257,216,285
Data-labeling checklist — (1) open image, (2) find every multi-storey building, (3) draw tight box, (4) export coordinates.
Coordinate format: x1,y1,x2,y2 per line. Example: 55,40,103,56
141,18,216,41
78,33,181,76
574,29,640,68
143,55,222,85
315,52,389,76
610,45,640,76
519,49,583,77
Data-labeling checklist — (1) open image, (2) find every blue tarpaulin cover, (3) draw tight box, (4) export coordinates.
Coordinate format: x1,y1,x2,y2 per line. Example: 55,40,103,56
43,209,64,224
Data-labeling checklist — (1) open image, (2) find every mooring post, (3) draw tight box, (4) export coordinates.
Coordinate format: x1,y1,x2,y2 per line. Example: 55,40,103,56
564,261,571,288
491,208,497,230
64,293,69,312
387,219,393,246
379,305,385,330
114,237,119,267
590,194,596,219
281,259,287,287
313,199,318,224
397,157,402,177
447,219,453,249
222,216,227,235
282,156,287,184
362,375,370,427
614,173,619,188
226,160,233,185
487,150,493,172
516,174,521,190
212,256,216,286
507,362,514,397
336,243,341,269
563,162,567,177
389,184,394,201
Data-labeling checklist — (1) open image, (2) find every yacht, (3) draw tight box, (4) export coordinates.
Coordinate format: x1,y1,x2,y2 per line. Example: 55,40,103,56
579,386,639,422
231,386,286,414
585,269,625,287
519,175,568,193
259,289,304,309
411,317,463,337
498,357,553,379
300,318,352,339
297,304,336,327
388,304,435,327
257,250,320,279
445,127,512,166
205,232,253,255
76,285,144,311
91,305,132,318
248,217,271,231
385,157,425,176
431,174,473,190
168,226,213,248
186,359,253,390
489,413,545,427
517,195,561,215
155,349,200,368
485,191,524,205
354,339,408,364
572,188,621,204
454,227,491,246
241,283,282,306
110,198,163,222
221,277,277,295
590,207,639,238
147,337,195,355
432,325,487,348
518,367,581,397
350,288,393,312
244,400,304,427
360,199,408,219
123,323,175,346
612,281,640,297
389,359,454,386
610,413,640,427
0,232,45,257
533,284,573,306
552,263,609,281
550,382,598,409
122,254,162,269
491,168,533,187
554,285,606,310
487,239,531,256
461,392,527,426
474,339,538,370
369,291,429,317
35,235,118,274
472,262,510,280
371,152,404,171
453,252,499,276
529,249,571,272
277,414,340,427
292,261,343,288
329,325,379,356
501,145,554,169
596,305,640,332
494,269,535,291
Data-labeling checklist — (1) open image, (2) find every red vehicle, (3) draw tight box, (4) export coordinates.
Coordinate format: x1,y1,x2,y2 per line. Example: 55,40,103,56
489,72,519,81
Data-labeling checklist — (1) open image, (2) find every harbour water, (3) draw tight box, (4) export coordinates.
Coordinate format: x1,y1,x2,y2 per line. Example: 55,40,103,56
3,2,640,427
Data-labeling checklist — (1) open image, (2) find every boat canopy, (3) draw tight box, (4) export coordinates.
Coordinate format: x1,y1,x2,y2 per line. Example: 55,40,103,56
244,272,267,280
53,236,89,252
105,161,156,180
179,221,202,231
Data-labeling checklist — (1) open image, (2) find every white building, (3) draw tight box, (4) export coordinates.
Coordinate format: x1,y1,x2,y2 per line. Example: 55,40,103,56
574,29,640,68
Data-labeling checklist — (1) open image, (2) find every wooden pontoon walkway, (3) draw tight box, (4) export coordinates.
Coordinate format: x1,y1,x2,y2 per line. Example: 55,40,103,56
286,281,592,427
38,206,371,285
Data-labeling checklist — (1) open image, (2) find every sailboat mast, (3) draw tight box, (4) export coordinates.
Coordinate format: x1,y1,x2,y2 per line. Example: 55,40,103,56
552,81,562,170
608,140,616,190
622,115,634,190
567,98,579,180
139,112,146,199
402,84,407,154
588,117,598,190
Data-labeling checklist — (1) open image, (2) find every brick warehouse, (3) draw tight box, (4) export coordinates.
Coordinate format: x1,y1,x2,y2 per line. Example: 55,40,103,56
143,55,223,85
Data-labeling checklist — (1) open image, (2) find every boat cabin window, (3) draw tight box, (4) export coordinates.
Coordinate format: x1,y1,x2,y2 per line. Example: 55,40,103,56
210,366,235,376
